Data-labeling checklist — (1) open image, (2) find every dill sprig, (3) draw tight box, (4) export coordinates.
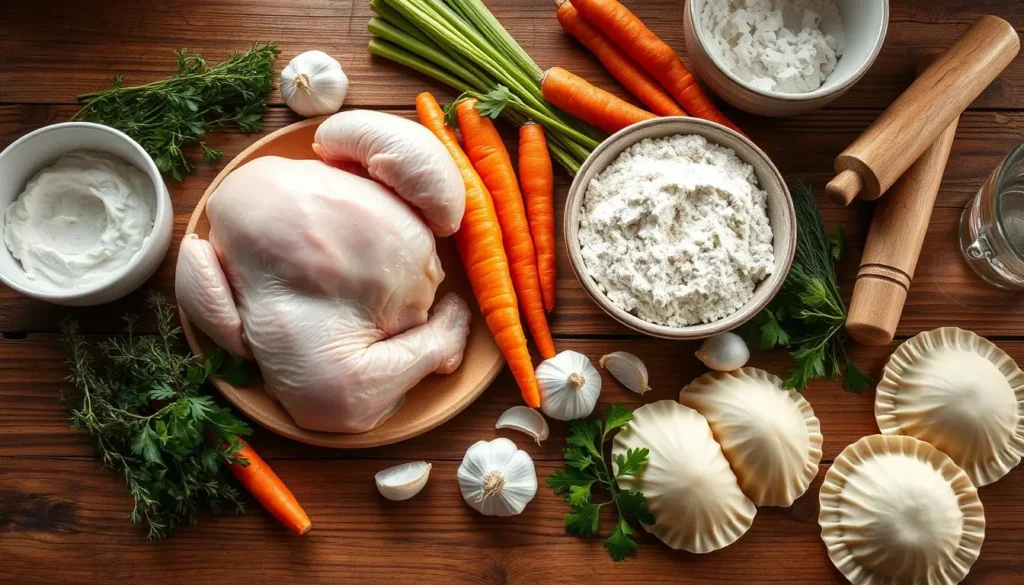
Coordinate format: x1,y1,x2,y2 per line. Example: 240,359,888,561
60,292,254,538
741,183,873,393
72,42,280,180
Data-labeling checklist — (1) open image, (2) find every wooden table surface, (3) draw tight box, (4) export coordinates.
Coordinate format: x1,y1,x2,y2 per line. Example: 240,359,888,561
2,1,1024,583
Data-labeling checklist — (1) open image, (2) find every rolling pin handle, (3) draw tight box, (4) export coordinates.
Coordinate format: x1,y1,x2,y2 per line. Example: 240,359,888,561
826,170,863,206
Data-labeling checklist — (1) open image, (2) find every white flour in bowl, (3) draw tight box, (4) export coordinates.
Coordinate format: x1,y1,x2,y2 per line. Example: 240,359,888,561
577,134,774,327
701,0,845,93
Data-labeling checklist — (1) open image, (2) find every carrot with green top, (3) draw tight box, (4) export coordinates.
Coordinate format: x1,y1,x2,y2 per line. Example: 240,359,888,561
541,66,656,134
518,123,556,313
415,92,541,408
556,0,685,117
456,99,557,360
569,0,741,133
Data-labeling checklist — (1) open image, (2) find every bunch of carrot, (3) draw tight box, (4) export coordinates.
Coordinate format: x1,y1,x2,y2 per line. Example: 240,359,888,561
551,0,741,133
417,92,557,408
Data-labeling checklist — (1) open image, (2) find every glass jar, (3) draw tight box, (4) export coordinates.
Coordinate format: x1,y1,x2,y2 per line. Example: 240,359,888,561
959,141,1024,289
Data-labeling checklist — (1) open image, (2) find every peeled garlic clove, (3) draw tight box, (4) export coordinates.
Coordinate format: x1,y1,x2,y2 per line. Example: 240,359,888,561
375,461,432,501
696,332,750,372
458,438,537,516
537,350,602,421
600,351,651,394
495,406,549,445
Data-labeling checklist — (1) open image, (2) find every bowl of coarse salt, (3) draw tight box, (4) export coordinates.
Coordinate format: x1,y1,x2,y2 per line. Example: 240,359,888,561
683,0,889,117
564,117,795,340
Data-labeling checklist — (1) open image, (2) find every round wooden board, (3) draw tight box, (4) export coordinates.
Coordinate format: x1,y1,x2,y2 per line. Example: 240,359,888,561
180,117,504,448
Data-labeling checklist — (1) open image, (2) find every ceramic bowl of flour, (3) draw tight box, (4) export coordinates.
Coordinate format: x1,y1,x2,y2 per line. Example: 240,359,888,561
564,117,795,340
683,0,889,117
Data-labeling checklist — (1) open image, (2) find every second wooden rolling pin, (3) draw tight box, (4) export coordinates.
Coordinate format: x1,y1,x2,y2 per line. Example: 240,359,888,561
826,15,1018,206
845,111,959,346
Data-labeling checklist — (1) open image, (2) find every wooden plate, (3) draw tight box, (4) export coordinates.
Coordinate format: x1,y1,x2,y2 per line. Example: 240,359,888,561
180,117,503,448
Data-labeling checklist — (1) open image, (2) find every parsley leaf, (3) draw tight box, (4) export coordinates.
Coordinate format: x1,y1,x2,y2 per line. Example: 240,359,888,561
547,404,654,561
739,183,872,392
613,448,649,478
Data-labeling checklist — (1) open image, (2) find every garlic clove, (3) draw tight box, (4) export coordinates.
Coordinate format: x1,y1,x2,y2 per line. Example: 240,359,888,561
457,438,537,516
375,461,432,501
495,406,549,445
537,350,602,421
600,351,651,394
695,332,751,372
280,50,349,118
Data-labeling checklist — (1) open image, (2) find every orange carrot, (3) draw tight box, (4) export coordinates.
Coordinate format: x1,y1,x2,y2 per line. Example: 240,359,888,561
416,92,541,408
569,0,741,133
541,66,656,134
518,123,556,313
456,99,557,361
556,0,685,117
228,441,311,535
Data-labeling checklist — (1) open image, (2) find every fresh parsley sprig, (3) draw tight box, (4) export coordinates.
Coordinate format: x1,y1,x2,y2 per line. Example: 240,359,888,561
741,183,873,393
60,292,255,538
72,43,279,180
548,404,655,561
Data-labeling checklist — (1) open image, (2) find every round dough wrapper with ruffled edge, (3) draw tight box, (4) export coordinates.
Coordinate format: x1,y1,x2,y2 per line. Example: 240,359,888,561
875,327,1024,486
680,367,822,507
612,400,756,554
820,434,985,585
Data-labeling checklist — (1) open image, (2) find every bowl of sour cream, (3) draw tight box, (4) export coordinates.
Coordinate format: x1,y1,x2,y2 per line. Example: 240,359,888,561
0,122,172,306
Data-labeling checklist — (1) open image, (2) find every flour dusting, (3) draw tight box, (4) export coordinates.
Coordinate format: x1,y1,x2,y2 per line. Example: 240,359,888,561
578,134,774,326
701,0,845,94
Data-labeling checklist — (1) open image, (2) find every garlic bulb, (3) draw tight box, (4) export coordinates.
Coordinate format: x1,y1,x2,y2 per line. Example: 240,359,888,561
600,351,651,394
696,332,750,371
537,350,602,421
280,50,349,117
495,406,549,445
375,461,431,501
457,438,537,516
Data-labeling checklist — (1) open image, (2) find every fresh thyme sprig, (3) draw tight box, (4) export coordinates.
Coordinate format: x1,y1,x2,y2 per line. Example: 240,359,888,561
548,404,654,561
741,183,873,393
60,292,254,538
72,43,279,180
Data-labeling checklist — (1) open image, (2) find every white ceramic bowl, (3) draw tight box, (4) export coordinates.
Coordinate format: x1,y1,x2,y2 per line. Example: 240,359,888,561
0,122,173,306
684,0,889,117
564,117,796,340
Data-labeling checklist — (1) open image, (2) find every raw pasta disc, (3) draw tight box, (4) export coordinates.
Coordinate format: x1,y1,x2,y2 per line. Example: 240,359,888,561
680,367,822,507
875,327,1024,486
820,434,985,585
613,400,756,554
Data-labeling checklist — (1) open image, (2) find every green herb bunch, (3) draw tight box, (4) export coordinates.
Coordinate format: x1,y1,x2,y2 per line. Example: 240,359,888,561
548,404,654,561
60,293,255,538
72,42,280,180
742,183,872,392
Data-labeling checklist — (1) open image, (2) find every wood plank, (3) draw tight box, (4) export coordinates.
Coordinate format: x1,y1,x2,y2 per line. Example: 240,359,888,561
0,456,1020,584
7,333,1024,466
0,0,1022,111
1,104,1021,335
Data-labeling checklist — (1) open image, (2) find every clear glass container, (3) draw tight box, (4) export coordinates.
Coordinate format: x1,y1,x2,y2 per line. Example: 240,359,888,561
959,141,1024,290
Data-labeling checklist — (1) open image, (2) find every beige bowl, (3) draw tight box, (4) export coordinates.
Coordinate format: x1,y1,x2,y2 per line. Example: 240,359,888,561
564,117,795,340
684,0,889,117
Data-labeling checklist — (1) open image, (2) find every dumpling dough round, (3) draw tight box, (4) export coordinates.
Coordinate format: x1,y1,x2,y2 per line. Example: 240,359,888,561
680,367,823,506
875,327,1024,486
613,400,756,554
820,434,985,585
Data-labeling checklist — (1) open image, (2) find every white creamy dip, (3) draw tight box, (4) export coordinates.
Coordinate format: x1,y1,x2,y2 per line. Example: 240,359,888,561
4,150,156,288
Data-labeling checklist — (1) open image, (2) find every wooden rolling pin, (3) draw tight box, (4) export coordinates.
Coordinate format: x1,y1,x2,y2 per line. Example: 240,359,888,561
826,15,1018,206
846,57,959,346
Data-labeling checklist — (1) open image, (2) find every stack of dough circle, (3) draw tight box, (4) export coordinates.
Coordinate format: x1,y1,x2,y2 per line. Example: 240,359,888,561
875,327,1024,486
680,367,823,506
819,434,985,585
612,400,756,554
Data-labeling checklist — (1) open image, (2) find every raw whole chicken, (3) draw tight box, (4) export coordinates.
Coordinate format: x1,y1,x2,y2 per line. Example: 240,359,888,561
176,110,471,433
